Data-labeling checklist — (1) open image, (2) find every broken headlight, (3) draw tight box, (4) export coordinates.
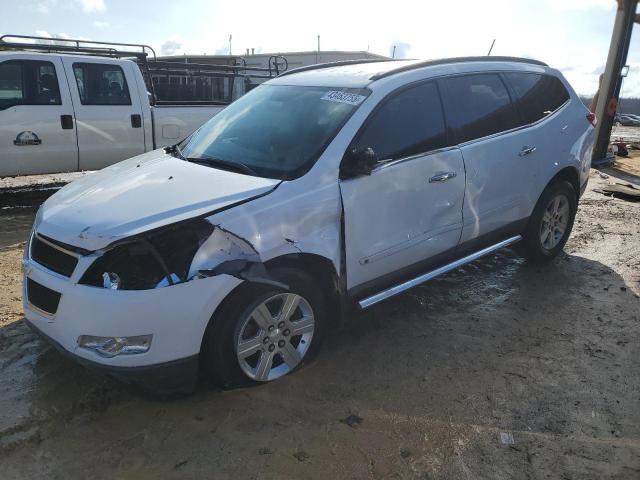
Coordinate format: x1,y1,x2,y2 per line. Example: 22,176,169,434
79,219,214,290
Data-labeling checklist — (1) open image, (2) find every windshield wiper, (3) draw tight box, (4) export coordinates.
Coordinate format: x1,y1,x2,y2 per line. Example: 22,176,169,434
185,156,258,176
165,143,185,160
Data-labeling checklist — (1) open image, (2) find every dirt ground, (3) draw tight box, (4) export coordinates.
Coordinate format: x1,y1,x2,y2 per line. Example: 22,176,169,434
0,160,639,479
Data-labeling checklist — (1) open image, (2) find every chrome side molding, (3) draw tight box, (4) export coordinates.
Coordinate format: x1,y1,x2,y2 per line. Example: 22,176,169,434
358,235,522,309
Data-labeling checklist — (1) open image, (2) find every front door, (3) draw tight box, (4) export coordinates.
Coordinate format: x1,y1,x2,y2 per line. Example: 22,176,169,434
340,81,465,293
61,58,145,170
0,55,78,176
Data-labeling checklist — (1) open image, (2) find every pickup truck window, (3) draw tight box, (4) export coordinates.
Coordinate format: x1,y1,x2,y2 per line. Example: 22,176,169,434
353,81,448,161
72,63,132,106
0,60,61,110
180,85,370,180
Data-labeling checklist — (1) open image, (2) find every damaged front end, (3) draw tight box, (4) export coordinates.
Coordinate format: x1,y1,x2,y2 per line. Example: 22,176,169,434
79,218,278,291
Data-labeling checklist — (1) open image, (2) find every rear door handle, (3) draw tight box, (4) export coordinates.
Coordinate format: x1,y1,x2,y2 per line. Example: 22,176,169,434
519,146,536,156
131,114,142,128
429,172,457,183
60,115,74,130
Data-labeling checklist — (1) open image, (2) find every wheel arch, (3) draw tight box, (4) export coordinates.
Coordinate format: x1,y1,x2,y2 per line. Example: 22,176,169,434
548,166,580,201
263,253,343,323
201,252,342,352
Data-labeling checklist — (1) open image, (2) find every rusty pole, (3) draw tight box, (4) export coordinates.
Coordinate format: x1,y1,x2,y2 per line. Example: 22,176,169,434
592,0,638,165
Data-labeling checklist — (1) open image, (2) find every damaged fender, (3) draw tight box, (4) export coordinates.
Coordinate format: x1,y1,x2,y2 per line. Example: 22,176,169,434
188,225,287,289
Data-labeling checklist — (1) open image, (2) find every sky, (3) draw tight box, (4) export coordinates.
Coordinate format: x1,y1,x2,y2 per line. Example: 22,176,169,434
2,0,639,97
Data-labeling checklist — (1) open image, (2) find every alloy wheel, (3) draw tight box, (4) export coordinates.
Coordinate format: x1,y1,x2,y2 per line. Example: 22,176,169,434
539,194,570,250
235,293,315,382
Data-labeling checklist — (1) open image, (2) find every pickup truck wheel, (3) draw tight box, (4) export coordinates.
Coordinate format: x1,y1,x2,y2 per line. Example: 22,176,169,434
518,180,577,263
202,269,327,388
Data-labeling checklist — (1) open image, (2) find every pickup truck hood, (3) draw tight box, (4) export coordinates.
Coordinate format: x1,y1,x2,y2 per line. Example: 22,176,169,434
36,150,280,251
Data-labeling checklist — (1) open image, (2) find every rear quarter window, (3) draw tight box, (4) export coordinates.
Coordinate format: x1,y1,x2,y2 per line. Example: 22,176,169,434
504,73,570,125
441,73,520,144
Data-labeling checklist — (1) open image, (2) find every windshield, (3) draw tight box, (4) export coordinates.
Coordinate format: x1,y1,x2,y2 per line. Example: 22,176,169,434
180,84,370,179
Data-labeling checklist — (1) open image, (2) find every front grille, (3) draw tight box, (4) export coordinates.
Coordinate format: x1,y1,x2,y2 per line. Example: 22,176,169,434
30,235,78,277
26,278,62,315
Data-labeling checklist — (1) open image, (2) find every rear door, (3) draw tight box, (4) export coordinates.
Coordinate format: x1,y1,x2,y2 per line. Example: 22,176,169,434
503,72,572,202
440,73,537,244
61,58,145,170
0,55,78,176
340,81,465,293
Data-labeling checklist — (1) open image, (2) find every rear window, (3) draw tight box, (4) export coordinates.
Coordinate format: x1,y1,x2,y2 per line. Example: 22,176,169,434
72,63,131,105
0,60,61,109
504,73,570,125
441,73,520,143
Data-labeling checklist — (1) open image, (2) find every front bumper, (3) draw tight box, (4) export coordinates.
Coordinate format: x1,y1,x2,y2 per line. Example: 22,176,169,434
23,253,242,384
26,319,199,394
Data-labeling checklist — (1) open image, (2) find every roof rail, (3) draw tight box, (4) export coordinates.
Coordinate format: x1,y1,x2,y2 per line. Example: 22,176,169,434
277,58,395,77
0,34,156,61
370,56,548,80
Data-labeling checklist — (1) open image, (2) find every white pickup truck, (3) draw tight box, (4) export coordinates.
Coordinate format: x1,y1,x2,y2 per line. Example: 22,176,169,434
0,36,280,177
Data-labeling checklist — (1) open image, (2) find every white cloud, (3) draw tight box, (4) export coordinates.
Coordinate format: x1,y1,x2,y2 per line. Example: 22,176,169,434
78,0,105,12
93,20,110,29
160,40,182,56
32,0,106,14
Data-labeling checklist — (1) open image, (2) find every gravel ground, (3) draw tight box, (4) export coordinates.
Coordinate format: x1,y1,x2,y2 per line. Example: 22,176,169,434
0,164,639,479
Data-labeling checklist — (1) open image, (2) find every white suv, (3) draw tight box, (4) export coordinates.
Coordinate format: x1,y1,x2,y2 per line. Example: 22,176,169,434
23,57,595,392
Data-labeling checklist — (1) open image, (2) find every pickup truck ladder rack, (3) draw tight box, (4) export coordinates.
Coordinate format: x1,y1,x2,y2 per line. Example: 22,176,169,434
0,34,161,101
0,34,157,61
0,35,290,105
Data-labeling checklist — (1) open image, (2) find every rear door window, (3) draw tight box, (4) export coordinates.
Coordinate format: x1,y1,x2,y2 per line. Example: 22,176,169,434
0,60,61,109
441,73,519,143
504,73,570,125
353,81,448,160
72,63,132,105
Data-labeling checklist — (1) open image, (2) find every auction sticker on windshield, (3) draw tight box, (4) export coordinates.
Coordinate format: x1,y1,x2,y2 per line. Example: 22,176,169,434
321,90,367,105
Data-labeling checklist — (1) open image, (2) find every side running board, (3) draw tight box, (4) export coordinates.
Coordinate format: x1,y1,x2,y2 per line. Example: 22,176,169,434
358,235,522,309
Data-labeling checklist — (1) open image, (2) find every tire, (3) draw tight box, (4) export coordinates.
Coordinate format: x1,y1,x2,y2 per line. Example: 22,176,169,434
201,268,328,388
518,180,577,263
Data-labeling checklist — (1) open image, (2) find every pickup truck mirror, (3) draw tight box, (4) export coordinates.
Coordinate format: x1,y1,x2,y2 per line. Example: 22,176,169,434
340,147,379,179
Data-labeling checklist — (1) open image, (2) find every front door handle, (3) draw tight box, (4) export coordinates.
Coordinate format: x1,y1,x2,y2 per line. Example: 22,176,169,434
429,172,457,183
519,146,537,156
60,115,74,130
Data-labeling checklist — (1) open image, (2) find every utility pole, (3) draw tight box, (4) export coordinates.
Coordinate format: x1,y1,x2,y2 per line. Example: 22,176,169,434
592,0,638,165
316,35,320,63
229,34,232,56
392,45,396,59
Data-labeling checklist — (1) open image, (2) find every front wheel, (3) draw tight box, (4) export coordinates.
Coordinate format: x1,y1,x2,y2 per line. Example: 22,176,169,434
518,180,577,263
202,269,327,388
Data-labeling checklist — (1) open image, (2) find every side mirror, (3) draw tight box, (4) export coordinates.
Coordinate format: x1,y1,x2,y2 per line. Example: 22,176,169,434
340,147,379,179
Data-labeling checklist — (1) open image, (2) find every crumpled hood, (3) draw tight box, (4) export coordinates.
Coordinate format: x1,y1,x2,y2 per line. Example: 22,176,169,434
36,150,280,251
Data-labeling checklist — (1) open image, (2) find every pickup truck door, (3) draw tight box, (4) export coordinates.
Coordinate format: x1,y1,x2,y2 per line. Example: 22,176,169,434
0,55,78,176
340,81,465,294
60,58,145,170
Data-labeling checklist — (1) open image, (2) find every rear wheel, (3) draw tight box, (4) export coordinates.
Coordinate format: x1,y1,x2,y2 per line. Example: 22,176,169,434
202,269,327,388
518,180,577,262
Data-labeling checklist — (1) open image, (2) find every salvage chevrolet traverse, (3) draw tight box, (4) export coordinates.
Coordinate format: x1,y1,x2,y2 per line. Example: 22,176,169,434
23,57,596,392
